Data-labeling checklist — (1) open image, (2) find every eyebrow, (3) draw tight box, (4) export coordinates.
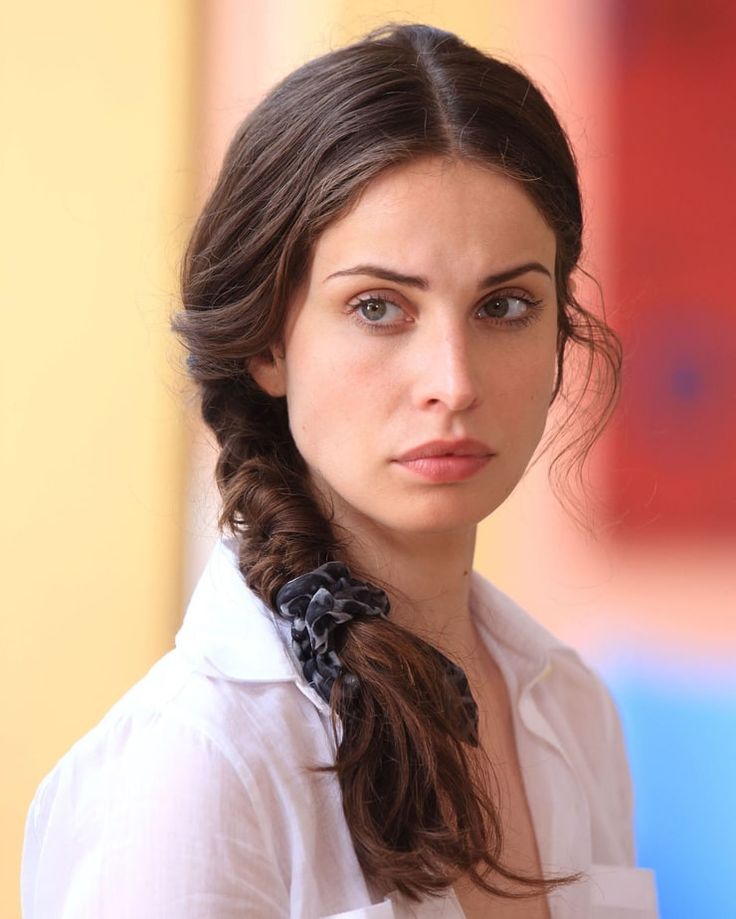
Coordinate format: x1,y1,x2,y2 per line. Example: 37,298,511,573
323,261,553,289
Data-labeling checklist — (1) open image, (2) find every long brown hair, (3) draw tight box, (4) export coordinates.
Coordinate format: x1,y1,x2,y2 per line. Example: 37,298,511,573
173,23,620,902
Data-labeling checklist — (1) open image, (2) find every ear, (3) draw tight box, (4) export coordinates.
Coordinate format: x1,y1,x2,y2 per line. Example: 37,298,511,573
248,345,287,398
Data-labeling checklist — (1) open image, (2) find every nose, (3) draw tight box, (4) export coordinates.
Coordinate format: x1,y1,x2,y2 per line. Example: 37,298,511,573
413,324,480,412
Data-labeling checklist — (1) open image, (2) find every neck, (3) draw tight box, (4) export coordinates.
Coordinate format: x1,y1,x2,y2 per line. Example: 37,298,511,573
341,515,481,668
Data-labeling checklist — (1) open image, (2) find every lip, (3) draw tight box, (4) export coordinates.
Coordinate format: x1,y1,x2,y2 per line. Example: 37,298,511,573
394,438,494,462
393,439,495,483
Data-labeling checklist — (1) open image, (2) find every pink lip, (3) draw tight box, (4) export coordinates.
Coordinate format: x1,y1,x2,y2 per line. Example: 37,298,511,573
393,439,495,483
395,438,494,462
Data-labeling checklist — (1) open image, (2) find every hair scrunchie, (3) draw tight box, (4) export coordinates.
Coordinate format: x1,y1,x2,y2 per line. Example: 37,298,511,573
275,561,390,705
274,561,480,746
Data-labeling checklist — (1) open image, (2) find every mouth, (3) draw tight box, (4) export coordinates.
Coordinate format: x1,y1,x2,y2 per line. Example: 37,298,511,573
394,439,494,463
393,439,495,483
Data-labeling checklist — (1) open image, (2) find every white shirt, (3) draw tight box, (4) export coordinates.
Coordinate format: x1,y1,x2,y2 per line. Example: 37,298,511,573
21,537,659,918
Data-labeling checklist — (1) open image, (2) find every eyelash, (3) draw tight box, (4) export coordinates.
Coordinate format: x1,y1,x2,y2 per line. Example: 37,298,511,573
347,289,544,334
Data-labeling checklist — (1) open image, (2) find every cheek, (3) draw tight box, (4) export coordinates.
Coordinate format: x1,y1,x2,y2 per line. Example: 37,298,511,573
491,349,555,408
523,356,557,422
522,323,558,403
489,345,557,438
283,330,381,458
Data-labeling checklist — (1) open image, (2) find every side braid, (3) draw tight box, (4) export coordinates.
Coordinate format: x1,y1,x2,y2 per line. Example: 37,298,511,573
200,376,344,604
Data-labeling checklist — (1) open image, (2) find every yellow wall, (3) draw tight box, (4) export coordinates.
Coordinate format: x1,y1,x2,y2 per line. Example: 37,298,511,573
2,3,196,914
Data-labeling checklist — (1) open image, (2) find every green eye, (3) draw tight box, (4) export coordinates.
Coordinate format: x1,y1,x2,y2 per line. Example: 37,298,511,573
483,296,527,318
479,293,542,326
359,298,390,321
351,295,405,326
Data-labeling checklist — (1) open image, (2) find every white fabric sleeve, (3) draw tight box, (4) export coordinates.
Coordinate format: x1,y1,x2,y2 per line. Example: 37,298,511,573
578,659,638,866
599,679,637,864
21,711,289,918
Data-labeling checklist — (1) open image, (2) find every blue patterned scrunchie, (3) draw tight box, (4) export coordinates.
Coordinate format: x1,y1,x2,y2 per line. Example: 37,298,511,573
274,561,479,746
275,561,389,705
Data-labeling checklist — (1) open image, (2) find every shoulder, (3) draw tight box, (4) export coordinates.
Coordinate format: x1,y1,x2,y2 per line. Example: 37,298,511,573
544,648,636,863
30,647,330,810
544,643,630,773
22,649,337,917
471,570,635,862
471,569,623,739
26,653,255,840
25,647,340,867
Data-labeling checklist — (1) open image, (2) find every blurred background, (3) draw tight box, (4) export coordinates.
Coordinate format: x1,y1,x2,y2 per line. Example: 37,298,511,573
3,1,735,916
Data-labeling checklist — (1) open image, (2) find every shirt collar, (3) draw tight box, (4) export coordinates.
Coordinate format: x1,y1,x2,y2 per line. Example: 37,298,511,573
175,535,298,683
469,569,568,687
176,535,567,695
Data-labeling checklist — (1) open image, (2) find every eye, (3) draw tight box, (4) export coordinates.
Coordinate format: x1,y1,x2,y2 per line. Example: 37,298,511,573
350,294,406,325
479,293,541,323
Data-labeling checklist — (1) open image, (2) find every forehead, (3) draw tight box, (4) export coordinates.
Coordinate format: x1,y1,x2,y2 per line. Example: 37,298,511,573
310,156,556,278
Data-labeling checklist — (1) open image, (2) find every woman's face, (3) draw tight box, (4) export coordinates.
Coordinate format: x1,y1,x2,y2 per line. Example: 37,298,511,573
250,157,559,539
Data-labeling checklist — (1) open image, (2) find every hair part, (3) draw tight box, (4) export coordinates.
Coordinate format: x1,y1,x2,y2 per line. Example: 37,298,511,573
173,22,617,901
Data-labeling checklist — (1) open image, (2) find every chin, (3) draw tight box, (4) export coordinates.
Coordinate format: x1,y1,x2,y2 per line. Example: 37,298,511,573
367,488,509,535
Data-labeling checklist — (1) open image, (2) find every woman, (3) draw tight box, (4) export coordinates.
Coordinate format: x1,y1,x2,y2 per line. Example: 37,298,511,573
21,23,659,919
